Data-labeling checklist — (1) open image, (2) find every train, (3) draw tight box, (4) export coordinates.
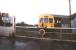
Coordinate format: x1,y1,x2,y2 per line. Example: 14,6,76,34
38,14,63,28
0,12,15,37
37,14,73,35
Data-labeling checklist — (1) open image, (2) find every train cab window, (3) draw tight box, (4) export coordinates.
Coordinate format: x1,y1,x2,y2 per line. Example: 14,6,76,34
40,18,43,23
49,18,53,23
44,18,48,23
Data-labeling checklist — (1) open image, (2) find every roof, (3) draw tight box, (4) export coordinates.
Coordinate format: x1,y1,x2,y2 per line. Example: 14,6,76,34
39,14,68,18
53,15,67,18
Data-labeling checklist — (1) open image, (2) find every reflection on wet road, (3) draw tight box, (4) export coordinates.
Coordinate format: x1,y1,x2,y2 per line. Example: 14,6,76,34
0,37,76,50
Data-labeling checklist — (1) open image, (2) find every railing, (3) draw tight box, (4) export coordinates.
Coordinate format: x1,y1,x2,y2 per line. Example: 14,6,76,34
16,26,76,42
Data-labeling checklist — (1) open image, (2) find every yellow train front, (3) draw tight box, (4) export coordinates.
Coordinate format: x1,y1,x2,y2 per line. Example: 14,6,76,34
38,14,62,28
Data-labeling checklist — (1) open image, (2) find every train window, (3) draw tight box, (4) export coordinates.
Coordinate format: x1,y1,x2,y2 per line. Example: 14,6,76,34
40,18,43,23
57,20,59,23
49,18,53,23
44,18,48,23
59,21,61,23
57,20,61,23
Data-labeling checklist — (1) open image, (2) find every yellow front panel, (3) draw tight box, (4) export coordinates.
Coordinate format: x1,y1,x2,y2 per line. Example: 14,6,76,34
38,22,55,28
38,14,55,28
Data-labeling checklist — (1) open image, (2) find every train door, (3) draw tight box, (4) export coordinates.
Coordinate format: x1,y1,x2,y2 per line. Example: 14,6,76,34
48,18,54,27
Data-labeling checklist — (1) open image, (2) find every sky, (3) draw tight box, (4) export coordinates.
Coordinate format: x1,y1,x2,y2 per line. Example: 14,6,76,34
0,0,76,24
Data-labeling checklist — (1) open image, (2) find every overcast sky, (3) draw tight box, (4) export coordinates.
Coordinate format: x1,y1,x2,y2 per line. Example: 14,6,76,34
0,0,76,24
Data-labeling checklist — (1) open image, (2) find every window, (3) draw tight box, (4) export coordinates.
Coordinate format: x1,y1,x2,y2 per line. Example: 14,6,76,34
49,18,53,23
44,18,48,23
40,18,43,23
0,17,12,26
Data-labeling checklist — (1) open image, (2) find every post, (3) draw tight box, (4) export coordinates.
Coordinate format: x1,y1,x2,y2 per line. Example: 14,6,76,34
69,0,71,27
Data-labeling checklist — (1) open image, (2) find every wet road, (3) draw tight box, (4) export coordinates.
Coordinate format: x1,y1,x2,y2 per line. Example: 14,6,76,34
0,37,76,50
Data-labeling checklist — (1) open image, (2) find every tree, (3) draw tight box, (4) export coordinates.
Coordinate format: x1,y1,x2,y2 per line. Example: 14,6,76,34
16,22,29,26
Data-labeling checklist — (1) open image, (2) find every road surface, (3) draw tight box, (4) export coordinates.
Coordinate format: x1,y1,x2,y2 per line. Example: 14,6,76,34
0,37,76,50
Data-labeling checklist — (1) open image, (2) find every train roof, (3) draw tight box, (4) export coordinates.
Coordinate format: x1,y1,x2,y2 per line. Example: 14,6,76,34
39,14,68,18
53,14,67,18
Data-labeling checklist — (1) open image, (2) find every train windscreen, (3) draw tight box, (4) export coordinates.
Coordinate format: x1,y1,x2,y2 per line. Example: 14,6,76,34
44,18,48,23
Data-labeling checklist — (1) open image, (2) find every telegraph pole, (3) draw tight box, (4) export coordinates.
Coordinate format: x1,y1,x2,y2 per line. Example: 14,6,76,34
69,0,71,27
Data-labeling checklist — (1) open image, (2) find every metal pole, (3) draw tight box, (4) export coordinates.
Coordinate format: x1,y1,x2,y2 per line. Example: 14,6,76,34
69,0,71,27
